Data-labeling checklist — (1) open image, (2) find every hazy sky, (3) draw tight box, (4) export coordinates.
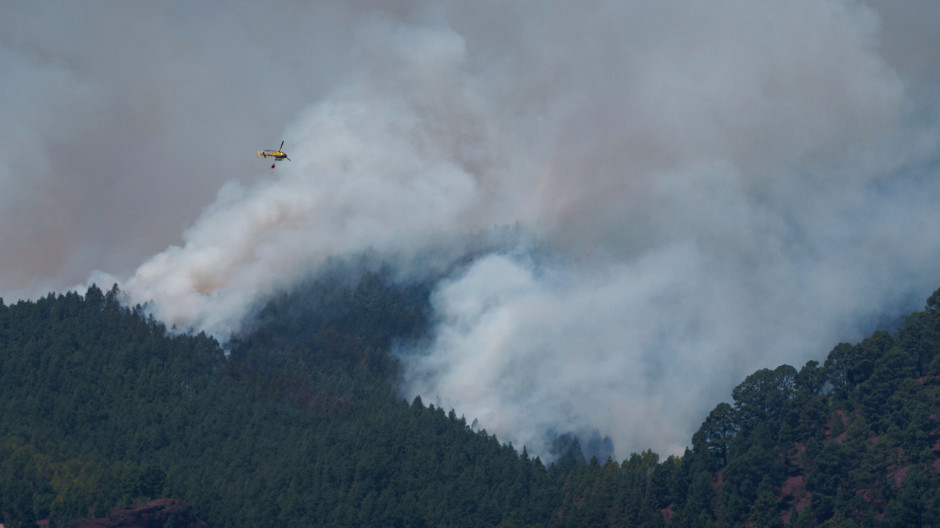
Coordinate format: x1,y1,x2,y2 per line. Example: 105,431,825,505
3,1,940,458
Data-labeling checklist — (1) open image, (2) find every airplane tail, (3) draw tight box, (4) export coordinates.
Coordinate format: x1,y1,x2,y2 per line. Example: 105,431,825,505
257,151,264,158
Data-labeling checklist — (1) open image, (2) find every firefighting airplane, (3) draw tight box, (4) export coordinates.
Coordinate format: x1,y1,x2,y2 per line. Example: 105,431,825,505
257,140,291,168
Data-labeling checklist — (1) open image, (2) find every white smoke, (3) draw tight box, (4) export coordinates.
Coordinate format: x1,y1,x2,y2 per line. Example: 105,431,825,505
7,1,940,458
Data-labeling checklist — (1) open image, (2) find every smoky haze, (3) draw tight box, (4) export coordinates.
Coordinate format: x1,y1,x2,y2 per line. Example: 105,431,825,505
4,1,940,458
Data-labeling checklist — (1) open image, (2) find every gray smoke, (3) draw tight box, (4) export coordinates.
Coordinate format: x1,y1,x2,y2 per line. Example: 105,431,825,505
4,1,940,458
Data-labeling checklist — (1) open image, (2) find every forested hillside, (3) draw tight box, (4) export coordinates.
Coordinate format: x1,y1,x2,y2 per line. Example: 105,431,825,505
543,292,940,527
0,277,558,528
1,275,939,527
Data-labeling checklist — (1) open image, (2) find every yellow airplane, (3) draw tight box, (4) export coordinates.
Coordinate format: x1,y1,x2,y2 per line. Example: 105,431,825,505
258,140,291,168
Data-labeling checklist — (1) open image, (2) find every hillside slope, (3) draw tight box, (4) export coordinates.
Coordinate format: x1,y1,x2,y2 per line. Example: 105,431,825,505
2,278,939,527
553,292,940,527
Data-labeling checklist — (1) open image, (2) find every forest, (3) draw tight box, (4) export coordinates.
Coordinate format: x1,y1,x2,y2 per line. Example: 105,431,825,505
0,270,939,527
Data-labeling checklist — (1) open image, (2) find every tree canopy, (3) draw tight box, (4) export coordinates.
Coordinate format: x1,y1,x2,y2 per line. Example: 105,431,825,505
2,278,940,527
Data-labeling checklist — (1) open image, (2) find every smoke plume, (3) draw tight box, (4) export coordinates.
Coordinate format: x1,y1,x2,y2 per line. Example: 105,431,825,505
5,1,940,458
